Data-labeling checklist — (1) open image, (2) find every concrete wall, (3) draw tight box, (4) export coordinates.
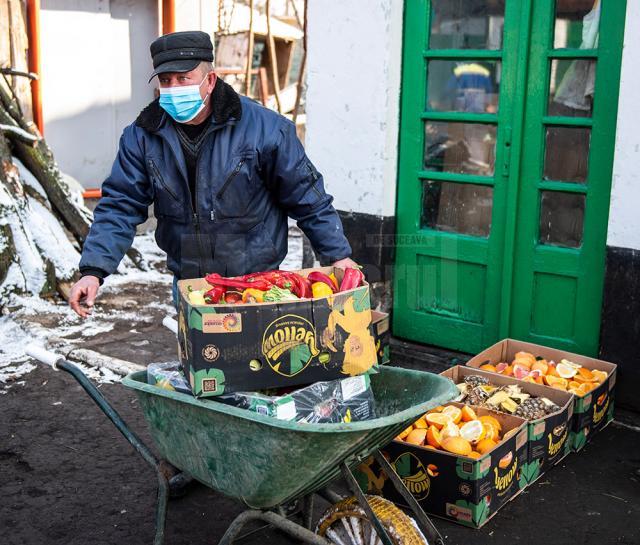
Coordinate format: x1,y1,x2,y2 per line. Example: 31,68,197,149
607,0,640,251
305,0,403,217
40,0,158,187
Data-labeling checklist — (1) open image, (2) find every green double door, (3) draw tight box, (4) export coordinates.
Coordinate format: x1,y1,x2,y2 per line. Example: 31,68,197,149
393,0,626,356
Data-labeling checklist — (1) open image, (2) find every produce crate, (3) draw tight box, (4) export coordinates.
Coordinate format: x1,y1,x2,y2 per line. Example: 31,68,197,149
466,339,617,452
358,403,528,528
371,311,390,365
177,267,378,397
441,366,573,486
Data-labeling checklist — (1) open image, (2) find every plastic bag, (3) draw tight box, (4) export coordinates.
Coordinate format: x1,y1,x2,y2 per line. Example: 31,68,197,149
147,361,376,423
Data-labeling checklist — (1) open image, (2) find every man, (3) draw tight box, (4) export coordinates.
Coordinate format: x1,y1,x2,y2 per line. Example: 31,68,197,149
70,31,355,317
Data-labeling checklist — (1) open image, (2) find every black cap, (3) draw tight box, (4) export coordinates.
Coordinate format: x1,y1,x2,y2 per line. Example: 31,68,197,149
149,31,214,82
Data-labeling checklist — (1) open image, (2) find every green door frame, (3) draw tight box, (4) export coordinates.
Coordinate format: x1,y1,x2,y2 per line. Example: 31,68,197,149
393,0,627,357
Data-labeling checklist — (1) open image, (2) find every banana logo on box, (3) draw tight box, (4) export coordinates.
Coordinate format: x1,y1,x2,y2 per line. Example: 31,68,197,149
262,314,319,377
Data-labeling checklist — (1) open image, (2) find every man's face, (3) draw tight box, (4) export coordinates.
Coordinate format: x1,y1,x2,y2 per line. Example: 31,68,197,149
158,68,216,100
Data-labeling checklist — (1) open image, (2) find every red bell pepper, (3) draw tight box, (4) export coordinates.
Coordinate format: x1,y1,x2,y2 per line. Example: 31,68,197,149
205,273,272,291
339,268,365,292
204,285,226,304
307,271,338,292
223,291,243,304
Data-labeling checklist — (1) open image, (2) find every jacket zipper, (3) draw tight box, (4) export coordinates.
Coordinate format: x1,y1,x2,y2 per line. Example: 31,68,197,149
307,162,323,198
148,159,179,201
217,159,246,199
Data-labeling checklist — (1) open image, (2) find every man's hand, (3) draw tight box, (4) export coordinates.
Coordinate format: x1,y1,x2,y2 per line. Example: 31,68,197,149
69,276,101,318
332,257,359,270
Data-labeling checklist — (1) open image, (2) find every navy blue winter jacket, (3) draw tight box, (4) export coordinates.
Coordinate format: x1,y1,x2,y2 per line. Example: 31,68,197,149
79,80,351,280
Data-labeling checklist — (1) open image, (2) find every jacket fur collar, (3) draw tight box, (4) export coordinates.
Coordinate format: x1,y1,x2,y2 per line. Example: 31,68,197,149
135,77,242,133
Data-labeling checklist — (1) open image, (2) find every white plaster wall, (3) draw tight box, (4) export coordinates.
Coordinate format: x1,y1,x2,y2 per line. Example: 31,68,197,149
305,0,403,217
608,0,640,250
40,0,157,187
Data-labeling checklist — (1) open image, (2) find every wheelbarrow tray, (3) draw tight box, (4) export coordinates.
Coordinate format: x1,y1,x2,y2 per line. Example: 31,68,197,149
122,366,457,509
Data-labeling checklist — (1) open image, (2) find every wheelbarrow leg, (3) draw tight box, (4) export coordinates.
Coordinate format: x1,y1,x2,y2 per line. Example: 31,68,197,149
373,450,444,545
218,509,331,545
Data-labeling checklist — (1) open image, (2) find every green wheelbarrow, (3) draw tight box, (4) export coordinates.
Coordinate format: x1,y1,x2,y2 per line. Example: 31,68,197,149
26,345,457,545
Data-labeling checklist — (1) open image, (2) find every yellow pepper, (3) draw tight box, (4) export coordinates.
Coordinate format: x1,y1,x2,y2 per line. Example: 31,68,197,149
242,287,265,303
312,282,333,298
329,272,338,287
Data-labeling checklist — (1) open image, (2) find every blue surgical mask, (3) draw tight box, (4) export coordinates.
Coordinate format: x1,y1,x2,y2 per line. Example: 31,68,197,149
159,75,210,123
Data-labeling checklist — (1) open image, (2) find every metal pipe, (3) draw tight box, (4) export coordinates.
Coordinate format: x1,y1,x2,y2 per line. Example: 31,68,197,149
26,0,43,134
161,0,176,35
244,0,255,96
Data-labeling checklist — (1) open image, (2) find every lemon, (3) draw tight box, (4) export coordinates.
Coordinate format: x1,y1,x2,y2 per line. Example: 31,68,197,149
459,420,485,443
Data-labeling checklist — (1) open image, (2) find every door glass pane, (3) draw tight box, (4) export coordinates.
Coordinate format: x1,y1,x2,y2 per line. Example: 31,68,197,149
539,191,585,248
543,126,591,183
553,0,600,50
548,59,595,117
424,122,497,175
422,181,493,237
427,60,501,113
429,0,505,50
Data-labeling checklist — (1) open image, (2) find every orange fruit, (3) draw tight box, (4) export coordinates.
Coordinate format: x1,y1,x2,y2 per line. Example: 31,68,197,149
479,415,502,433
441,420,461,440
544,375,568,389
441,436,472,456
556,362,578,379
514,351,536,365
459,420,485,443
513,358,532,370
405,428,427,446
426,425,443,449
502,365,514,377
424,444,438,450
442,405,462,424
577,367,594,381
468,451,482,460
480,364,497,373
432,406,445,413
546,365,560,378
413,417,428,429
591,370,608,383
461,406,478,422
572,374,593,384
476,438,497,455
425,413,451,429
396,425,413,440
579,382,596,395
534,376,544,385
531,360,549,375
568,380,581,390
482,422,498,441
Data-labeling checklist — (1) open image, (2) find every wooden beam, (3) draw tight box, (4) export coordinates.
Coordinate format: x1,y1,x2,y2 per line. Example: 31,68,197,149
245,0,255,96
265,0,282,113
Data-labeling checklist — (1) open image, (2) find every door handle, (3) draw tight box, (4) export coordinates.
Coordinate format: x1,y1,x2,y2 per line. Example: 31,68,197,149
502,126,512,177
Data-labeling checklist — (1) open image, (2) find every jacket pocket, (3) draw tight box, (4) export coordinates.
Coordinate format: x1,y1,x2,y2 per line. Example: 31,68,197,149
148,158,183,218
215,155,257,219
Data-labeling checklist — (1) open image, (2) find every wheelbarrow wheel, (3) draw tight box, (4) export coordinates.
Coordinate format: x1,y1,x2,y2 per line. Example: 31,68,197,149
315,495,428,545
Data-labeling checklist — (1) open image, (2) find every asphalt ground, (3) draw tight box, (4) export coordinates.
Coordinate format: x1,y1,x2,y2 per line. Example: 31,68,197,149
1,283,638,544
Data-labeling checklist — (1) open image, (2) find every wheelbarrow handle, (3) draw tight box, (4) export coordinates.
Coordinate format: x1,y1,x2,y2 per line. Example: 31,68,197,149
162,316,178,334
26,344,64,369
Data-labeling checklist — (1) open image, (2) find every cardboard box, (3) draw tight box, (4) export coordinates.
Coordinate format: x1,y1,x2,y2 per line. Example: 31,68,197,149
466,339,617,451
441,366,573,485
358,404,528,528
176,267,379,397
371,311,390,365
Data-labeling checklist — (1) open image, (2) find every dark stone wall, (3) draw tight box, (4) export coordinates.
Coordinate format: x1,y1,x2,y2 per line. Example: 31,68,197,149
599,246,640,413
